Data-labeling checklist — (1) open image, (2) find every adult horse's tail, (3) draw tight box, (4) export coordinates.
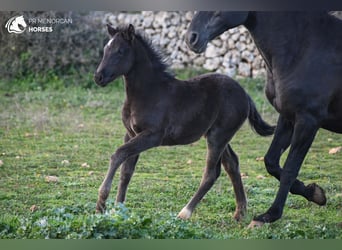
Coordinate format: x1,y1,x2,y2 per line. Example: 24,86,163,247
247,95,275,136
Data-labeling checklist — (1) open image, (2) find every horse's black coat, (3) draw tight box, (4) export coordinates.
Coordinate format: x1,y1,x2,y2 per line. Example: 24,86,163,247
186,11,342,225
94,24,274,220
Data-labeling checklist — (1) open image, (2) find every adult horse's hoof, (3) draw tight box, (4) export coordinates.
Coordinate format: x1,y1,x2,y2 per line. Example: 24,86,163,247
247,220,265,229
307,183,326,206
248,211,276,228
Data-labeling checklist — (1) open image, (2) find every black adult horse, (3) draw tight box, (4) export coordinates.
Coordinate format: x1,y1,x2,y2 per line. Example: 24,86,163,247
94,24,275,220
186,11,342,227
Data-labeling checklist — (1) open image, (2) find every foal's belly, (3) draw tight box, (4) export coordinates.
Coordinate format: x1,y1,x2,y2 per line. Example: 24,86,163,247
161,134,202,146
161,123,209,146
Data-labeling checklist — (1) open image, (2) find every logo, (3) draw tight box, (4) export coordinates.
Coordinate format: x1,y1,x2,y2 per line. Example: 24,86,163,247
5,14,73,34
5,15,27,34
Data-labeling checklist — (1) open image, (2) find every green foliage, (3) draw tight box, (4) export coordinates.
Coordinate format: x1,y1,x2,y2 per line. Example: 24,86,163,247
0,203,209,239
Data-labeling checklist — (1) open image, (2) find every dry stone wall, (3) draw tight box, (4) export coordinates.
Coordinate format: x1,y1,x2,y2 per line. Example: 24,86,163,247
100,11,266,78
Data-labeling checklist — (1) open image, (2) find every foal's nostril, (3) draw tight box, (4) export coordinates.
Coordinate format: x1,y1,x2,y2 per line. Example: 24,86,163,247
189,32,199,45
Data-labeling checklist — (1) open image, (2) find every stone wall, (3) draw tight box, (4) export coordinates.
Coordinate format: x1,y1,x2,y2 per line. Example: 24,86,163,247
100,11,266,78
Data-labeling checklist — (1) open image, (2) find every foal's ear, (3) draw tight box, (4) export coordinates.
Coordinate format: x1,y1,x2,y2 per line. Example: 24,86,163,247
106,24,117,37
125,24,135,42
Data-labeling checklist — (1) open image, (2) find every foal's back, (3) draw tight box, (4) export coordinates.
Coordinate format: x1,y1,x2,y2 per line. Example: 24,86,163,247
169,73,249,108
159,73,250,145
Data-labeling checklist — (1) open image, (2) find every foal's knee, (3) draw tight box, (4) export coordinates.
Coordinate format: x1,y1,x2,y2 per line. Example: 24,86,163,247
110,148,127,166
203,168,221,186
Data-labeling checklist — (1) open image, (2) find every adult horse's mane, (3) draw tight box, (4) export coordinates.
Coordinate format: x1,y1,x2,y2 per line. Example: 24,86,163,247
115,25,175,79
245,12,342,70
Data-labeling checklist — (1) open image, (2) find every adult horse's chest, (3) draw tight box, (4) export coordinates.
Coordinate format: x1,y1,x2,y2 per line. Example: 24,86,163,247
265,73,310,120
264,73,292,117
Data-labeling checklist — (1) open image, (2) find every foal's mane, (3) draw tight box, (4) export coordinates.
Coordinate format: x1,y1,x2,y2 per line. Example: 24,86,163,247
117,25,175,79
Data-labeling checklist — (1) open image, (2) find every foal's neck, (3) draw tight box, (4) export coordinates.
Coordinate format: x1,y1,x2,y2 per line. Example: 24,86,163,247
123,40,171,99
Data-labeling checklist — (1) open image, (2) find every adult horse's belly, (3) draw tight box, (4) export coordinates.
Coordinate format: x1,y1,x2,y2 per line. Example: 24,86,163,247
264,71,292,116
322,94,342,133
322,120,342,133
266,75,342,133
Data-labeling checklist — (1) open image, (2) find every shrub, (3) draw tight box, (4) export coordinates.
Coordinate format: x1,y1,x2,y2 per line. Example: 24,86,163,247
0,203,211,239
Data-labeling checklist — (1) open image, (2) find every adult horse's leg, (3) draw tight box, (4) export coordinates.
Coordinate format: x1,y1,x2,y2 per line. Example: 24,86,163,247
264,115,326,204
221,144,247,221
249,115,320,227
96,131,162,213
116,133,140,203
264,115,293,178
177,131,227,219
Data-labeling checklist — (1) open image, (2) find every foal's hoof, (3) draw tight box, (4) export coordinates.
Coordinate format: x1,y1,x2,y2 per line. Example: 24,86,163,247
307,183,327,206
247,220,265,229
233,207,247,222
177,207,192,220
95,203,106,214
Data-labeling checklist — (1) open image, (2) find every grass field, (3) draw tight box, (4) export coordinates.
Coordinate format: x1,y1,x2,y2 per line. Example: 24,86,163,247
0,72,341,239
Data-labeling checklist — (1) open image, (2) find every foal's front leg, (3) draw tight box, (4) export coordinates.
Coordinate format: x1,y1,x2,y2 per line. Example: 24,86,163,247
96,131,162,213
116,133,140,203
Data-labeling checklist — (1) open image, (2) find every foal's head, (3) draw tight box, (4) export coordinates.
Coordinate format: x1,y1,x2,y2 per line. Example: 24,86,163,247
94,24,136,86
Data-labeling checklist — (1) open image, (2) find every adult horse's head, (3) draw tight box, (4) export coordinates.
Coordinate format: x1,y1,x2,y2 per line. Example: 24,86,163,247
94,24,136,87
186,11,249,53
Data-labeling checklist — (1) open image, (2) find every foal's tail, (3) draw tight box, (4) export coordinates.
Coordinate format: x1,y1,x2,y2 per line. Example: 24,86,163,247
247,95,275,136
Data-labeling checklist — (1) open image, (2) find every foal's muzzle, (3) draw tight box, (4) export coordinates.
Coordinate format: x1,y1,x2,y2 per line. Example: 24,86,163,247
94,72,106,86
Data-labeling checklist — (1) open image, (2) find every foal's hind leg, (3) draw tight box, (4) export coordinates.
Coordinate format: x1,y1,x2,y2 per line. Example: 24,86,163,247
178,132,226,219
178,161,222,219
222,144,247,221
263,115,326,205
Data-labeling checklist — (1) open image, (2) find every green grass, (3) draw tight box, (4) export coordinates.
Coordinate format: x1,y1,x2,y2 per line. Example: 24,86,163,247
0,71,341,238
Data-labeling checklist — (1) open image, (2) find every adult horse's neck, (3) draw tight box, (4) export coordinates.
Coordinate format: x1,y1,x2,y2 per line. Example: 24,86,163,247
244,12,314,75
